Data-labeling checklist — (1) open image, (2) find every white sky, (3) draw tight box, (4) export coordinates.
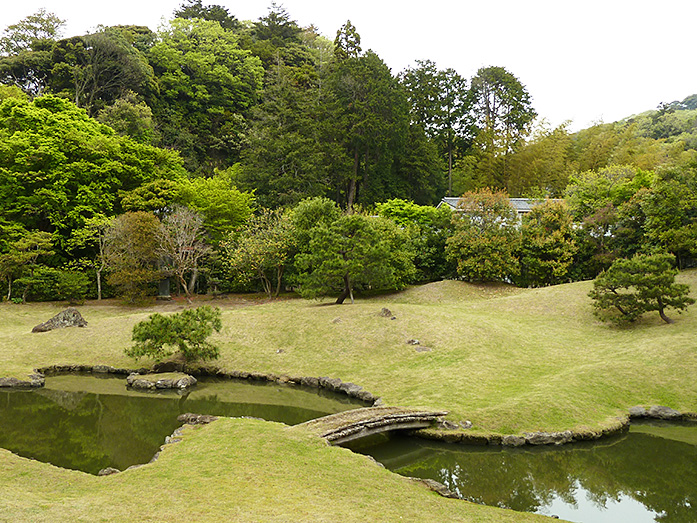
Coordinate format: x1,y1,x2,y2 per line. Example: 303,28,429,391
3,0,696,131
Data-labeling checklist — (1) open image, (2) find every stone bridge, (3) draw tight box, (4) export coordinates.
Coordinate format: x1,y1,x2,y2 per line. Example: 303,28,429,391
295,406,448,445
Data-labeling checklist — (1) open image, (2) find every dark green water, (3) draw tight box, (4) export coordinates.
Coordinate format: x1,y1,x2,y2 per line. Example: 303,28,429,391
0,374,363,475
358,422,697,523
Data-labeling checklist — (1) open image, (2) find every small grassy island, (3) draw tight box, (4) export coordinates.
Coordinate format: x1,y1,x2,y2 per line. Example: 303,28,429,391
1,272,695,521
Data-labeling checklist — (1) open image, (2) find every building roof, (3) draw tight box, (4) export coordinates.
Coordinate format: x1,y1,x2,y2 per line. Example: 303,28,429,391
438,197,562,213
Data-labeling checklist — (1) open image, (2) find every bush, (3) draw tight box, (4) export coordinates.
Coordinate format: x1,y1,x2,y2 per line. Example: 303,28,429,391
589,253,694,325
126,306,222,362
13,267,89,304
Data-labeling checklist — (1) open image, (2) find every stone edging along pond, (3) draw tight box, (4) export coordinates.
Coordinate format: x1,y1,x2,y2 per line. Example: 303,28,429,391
1,364,696,448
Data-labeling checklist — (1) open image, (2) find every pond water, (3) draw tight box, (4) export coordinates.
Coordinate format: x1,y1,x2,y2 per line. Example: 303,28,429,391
357,421,697,523
0,374,363,475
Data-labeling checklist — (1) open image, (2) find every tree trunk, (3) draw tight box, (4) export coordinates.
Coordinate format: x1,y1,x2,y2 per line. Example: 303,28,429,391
274,266,284,298
179,274,192,304
96,269,102,301
658,298,674,324
335,273,351,304
448,143,453,197
347,148,359,211
188,269,198,297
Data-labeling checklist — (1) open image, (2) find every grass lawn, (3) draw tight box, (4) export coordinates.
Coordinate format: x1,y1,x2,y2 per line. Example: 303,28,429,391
1,271,696,521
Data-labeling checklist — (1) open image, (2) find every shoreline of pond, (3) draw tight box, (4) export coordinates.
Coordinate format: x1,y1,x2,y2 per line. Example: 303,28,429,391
2,363,696,450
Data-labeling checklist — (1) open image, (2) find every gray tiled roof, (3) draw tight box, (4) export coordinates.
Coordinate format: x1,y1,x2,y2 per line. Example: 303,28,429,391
438,197,562,213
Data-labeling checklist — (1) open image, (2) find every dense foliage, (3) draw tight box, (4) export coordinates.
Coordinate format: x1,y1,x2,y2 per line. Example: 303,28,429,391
0,5,696,316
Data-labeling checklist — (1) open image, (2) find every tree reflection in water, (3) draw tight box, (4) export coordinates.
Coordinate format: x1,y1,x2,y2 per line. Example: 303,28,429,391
359,422,697,523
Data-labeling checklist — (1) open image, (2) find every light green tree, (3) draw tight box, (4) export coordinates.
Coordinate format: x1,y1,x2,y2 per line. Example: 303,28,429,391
222,209,295,298
445,188,519,282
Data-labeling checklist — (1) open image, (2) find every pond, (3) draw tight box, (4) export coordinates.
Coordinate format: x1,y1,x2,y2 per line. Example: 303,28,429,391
0,373,364,475
357,421,697,523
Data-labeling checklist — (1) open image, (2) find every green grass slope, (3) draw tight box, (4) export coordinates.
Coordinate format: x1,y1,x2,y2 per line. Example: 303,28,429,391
3,271,696,435
0,418,547,522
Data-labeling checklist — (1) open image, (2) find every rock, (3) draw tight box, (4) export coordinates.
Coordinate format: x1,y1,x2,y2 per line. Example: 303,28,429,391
524,430,573,446
628,406,648,418
0,374,45,388
414,346,432,352
338,382,363,396
98,467,120,476
127,372,197,390
408,477,459,499
177,413,218,425
647,405,682,420
440,420,460,430
406,339,420,345
331,317,342,324
318,376,342,391
502,435,526,447
378,308,393,318
459,421,473,430
300,376,319,388
92,365,112,374
32,307,88,333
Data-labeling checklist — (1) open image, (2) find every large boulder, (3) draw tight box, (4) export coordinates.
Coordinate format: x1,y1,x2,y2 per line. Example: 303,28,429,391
32,307,87,333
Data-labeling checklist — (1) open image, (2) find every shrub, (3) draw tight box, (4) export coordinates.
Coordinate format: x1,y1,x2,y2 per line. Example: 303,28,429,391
589,253,694,325
126,306,222,362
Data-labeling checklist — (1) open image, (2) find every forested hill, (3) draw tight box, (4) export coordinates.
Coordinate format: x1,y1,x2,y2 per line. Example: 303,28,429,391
1,2,696,304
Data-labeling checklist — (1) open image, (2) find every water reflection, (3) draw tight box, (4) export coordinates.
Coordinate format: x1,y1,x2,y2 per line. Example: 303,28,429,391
359,422,697,523
0,374,362,475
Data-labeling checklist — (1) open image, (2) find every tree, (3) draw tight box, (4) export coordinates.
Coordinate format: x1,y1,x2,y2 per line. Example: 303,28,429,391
589,253,694,325
467,66,537,188
147,18,263,173
0,230,54,301
517,200,577,287
222,209,294,298
327,48,409,207
67,214,112,300
49,28,155,116
157,206,211,302
376,199,454,282
445,188,519,282
174,0,239,31
104,212,161,302
400,60,469,195
0,95,186,253
333,20,361,61
177,169,255,244
295,210,415,304
126,306,222,362
96,90,155,143
0,9,64,97
237,51,342,208
0,9,65,55
507,121,575,197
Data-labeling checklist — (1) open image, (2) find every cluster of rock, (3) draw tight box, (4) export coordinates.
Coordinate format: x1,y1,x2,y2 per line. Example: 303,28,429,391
0,373,45,388
629,405,685,420
186,369,381,405
126,372,197,390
